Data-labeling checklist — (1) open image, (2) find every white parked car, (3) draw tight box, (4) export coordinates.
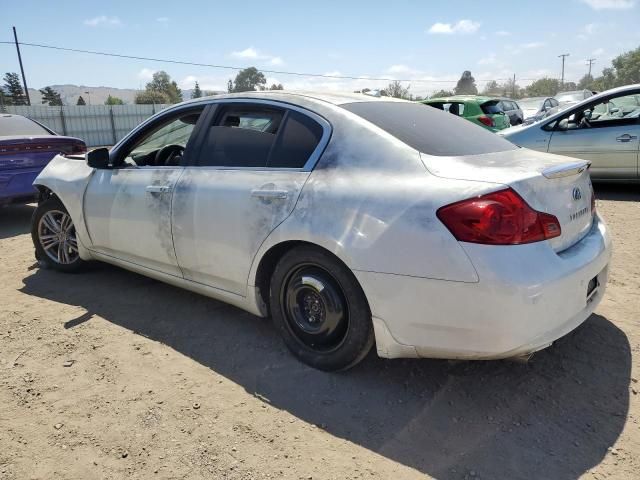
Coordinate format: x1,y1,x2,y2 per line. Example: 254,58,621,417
518,96,562,124
31,92,611,371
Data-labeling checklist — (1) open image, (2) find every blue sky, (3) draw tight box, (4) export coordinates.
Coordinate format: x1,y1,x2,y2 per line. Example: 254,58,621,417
2,0,639,96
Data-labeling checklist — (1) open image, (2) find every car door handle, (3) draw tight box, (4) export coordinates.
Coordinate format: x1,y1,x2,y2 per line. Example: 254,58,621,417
251,189,289,200
146,185,172,194
616,134,638,142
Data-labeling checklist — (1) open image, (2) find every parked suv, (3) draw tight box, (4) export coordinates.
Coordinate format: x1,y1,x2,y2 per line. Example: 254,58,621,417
422,96,511,132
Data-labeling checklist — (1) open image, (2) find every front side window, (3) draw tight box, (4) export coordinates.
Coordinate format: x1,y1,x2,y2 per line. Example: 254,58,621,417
120,109,203,167
557,93,640,130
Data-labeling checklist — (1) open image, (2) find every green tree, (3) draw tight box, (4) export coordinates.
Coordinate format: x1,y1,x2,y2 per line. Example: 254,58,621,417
104,95,124,105
525,77,561,97
228,67,266,92
381,80,411,99
577,74,594,90
144,71,182,103
39,86,63,106
269,83,284,90
3,72,27,105
134,90,171,104
454,71,478,95
611,46,640,86
430,89,454,98
592,67,618,91
76,95,86,106
482,80,500,95
191,81,202,99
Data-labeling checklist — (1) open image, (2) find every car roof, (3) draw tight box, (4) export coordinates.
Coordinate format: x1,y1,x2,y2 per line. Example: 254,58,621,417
179,90,410,108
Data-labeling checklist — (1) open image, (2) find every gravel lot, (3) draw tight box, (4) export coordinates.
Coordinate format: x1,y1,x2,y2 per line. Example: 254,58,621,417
0,184,638,480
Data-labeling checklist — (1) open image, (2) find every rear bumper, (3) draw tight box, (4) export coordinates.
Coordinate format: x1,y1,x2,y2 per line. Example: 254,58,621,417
356,214,612,359
0,168,41,204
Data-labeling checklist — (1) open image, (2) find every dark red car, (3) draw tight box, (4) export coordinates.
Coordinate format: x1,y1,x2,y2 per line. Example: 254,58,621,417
0,114,86,205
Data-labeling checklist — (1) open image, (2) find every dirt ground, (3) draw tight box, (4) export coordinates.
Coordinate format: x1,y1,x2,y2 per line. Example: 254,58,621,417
0,184,638,480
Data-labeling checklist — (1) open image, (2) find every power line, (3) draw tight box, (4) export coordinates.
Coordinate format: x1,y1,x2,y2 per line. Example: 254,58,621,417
0,40,523,84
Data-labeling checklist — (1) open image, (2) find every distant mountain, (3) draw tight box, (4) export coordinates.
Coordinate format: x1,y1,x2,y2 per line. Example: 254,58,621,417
26,85,226,106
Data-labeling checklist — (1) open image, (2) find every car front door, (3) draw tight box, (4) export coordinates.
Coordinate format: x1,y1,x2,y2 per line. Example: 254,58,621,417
83,106,207,276
171,100,330,296
547,92,640,179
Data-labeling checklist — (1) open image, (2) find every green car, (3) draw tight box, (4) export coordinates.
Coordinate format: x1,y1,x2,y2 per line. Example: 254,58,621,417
421,96,511,132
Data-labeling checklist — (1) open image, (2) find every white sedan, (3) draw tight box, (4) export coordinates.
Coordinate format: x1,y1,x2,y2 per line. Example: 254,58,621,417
31,92,611,371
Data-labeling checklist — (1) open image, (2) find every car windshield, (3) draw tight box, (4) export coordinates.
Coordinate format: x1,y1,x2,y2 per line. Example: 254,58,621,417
555,92,584,103
518,98,544,109
0,115,52,136
342,101,517,156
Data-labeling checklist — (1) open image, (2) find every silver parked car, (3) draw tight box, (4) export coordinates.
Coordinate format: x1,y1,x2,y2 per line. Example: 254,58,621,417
501,84,640,180
554,89,594,107
31,91,610,371
498,99,524,125
518,96,561,124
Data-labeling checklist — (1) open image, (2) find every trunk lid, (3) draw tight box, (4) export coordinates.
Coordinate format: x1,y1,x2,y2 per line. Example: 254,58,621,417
422,149,594,252
0,135,86,171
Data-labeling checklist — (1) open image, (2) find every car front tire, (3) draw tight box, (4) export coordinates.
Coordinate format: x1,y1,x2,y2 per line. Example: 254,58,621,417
31,197,86,273
270,245,374,371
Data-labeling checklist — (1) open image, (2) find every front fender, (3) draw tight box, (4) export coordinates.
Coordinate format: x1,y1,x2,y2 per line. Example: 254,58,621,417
33,155,95,259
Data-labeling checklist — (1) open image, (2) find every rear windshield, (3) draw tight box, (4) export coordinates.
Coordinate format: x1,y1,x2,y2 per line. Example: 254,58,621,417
480,101,504,114
0,115,52,136
342,101,518,156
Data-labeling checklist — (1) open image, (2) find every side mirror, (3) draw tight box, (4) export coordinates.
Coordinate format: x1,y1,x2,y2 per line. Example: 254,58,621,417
86,147,110,169
557,118,569,131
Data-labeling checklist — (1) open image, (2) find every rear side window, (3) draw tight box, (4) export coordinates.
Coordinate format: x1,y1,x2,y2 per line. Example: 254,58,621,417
426,102,465,116
268,110,323,168
198,106,283,167
482,101,504,114
197,105,324,168
0,115,52,136
342,102,518,156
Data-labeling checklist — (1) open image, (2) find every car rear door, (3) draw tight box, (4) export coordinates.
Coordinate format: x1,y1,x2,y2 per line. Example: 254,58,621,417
171,100,330,296
547,92,640,179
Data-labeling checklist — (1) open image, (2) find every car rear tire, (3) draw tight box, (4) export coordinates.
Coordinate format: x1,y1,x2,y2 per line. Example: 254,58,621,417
269,245,374,371
31,197,86,273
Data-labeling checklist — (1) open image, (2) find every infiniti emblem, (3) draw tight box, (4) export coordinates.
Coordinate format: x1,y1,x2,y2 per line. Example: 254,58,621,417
572,187,582,201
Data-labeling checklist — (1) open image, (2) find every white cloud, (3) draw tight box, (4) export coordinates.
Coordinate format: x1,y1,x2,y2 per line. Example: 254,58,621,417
580,0,636,9
230,47,284,66
584,23,597,34
156,17,169,23
592,47,605,56
428,19,480,35
84,15,122,27
386,64,415,74
495,30,511,36
522,42,545,49
137,68,156,81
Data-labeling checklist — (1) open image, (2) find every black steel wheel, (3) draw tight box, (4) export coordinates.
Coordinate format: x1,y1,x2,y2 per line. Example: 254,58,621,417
270,246,374,371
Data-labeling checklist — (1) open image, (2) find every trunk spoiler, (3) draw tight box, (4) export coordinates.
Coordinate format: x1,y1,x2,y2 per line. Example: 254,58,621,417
541,160,590,179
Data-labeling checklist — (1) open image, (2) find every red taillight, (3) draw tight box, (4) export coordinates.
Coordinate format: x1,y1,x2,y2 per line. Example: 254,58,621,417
478,115,494,127
71,142,87,154
437,188,561,245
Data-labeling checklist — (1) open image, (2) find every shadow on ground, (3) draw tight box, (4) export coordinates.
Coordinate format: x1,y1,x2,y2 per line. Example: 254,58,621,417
20,264,630,479
0,204,34,240
594,182,639,202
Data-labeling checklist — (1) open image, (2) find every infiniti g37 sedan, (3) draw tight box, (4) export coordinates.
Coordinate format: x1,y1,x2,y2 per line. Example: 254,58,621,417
31,91,611,371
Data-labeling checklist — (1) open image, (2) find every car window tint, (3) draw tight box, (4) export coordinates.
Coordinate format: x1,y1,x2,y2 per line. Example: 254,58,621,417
0,115,52,136
343,101,518,156
481,101,503,114
198,106,283,167
268,110,323,168
425,102,465,116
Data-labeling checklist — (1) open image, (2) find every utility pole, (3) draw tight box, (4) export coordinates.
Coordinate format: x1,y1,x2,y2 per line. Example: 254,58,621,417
558,53,570,87
512,73,516,98
12,26,31,106
586,58,596,78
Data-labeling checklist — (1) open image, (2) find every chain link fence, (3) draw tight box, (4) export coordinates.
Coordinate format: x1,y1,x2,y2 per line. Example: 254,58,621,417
1,104,171,147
